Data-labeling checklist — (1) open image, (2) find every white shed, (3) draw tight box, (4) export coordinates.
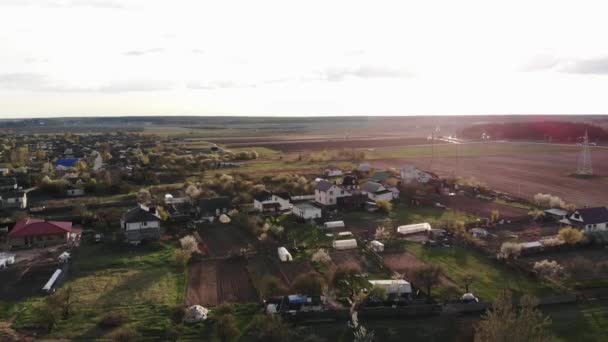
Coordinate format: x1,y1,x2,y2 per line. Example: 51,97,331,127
397,223,431,236
277,247,293,262
323,221,346,230
333,239,357,250
370,240,384,252
369,279,412,294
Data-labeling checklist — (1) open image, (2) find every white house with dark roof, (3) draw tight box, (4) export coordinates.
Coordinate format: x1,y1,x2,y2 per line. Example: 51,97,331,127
254,191,290,213
324,166,343,177
121,205,162,242
569,207,608,232
0,190,27,209
361,181,394,202
315,179,351,206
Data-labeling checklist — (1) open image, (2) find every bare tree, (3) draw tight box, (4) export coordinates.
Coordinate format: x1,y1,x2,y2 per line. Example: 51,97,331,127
412,265,443,302
475,290,552,342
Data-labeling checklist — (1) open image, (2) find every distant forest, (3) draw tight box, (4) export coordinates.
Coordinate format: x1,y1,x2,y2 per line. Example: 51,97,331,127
460,121,608,142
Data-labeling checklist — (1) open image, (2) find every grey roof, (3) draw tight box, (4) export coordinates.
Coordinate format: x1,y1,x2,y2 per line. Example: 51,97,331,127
254,190,273,202
369,171,390,183
342,175,358,187
198,196,231,212
123,206,161,223
0,178,17,188
575,207,608,224
361,181,383,193
294,202,321,211
316,179,334,192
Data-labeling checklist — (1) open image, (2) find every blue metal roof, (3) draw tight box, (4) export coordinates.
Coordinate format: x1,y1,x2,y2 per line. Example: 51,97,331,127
56,158,80,167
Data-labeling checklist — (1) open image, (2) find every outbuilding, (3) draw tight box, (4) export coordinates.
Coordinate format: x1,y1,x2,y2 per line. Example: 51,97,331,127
292,202,322,220
397,223,431,236
369,279,412,295
333,239,357,250
323,221,345,230
278,247,293,262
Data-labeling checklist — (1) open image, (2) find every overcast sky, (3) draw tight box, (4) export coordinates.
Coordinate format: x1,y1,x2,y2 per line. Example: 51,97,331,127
2,0,608,118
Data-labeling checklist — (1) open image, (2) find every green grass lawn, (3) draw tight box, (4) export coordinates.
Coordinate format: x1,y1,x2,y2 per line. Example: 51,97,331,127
10,242,193,340
390,204,477,227
402,242,556,301
546,301,608,342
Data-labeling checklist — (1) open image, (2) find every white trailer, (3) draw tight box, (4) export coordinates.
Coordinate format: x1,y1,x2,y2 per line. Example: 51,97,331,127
42,269,62,293
397,223,431,236
333,239,357,250
277,247,293,262
323,221,345,230
337,231,353,238
369,279,412,294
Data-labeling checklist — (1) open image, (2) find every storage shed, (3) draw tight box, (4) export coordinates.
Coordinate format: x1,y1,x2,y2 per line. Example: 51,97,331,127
333,239,357,250
397,223,431,236
323,221,345,230
369,279,412,294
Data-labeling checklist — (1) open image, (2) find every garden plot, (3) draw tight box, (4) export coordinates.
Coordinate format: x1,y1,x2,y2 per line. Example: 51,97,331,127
198,224,256,257
187,257,258,306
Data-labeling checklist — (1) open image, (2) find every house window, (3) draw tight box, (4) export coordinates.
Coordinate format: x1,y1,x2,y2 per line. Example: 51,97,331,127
142,221,147,227
341,190,344,195
329,191,333,195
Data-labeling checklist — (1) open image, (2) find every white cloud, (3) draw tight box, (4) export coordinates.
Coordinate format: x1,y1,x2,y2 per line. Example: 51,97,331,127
2,0,608,117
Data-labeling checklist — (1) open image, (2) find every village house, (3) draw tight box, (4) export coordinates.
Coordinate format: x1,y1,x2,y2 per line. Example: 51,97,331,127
569,207,608,231
341,175,359,190
0,190,27,209
164,194,193,222
315,179,351,206
0,177,17,191
358,162,371,173
324,166,343,177
400,165,434,184
7,219,72,249
197,196,231,223
360,181,394,202
369,171,391,184
121,205,162,243
292,202,322,220
253,191,290,213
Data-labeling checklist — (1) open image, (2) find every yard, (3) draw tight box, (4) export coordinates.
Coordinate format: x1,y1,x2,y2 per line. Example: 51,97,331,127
390,242,556,301
8,242,192,340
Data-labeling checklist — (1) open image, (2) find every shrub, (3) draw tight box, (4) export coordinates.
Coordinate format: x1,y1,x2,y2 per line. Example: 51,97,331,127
498,242,522,260
311,249,331,264
108,325,139,342
533,260,567,279
179,235,199,254
376,200,393,213
568,257,595,279
173,249,192,268
99,312,127,328
558,227,584,245
292,272,325,296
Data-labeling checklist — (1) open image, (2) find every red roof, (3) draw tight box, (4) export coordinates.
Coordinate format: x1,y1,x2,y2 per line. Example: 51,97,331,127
8,219,72,238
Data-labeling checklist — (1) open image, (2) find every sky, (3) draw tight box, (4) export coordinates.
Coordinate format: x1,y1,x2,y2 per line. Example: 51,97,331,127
1,0,608,118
